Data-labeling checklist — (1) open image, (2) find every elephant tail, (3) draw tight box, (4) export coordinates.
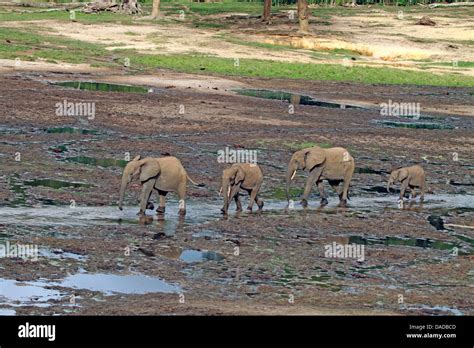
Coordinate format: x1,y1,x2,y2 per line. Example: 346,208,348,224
187,175,205,187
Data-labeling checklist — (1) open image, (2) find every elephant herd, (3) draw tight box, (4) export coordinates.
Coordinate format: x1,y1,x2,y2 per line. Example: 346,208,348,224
118,146,427,216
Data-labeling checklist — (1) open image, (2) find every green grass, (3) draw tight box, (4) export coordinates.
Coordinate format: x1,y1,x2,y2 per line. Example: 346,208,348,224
0,27,110,65
1,7,474,87
126,53,474,87
429,61,474,68
0,10,138,23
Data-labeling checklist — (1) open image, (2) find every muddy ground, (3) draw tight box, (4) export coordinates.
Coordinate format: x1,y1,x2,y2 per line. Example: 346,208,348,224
0,68,472,315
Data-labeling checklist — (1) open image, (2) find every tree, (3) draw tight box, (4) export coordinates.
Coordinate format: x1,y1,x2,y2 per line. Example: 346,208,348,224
150,0,160,19
297,0,310,33
262,0,272,22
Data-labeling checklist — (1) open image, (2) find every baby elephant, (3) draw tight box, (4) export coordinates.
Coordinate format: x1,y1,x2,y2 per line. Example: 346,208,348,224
387,165,426,202
220,163,264,214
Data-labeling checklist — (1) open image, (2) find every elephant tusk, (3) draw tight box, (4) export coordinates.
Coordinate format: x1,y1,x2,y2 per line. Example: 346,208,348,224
219,187,222,196
227,186,231,199
290,170,297,181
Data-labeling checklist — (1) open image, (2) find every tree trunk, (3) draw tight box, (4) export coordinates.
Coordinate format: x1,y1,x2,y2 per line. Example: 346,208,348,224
262,0,271,22
150,0,160,19
297,0,310,33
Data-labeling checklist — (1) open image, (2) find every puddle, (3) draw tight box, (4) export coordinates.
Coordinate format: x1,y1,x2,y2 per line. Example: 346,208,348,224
0,278,62,307
39,248,87,261
58,273,181,295
65,156,128,168
46,127,99,135
0,308,16,315
52,81,151,94
0,271,180,309
235,89,362,109
374,120,454,130
23,179,91,189
0,200,223,227
179,250,224,263
348,235,466,254
405,305,463,316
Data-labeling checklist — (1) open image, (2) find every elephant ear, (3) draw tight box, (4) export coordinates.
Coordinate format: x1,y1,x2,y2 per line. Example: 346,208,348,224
234,166,245,183
138,158,161,182
304,147,326,170
397,168,409,182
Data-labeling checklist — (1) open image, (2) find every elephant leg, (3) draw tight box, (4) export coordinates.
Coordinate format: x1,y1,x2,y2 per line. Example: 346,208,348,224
301,167,322,207
329,180,343,200
247,183,262,211
399,180,409,201
420,183,425,202
234,193,242,212
177,183,186,216
138,180,155,216
317,181,328,206
410,186,417,200
156,189,167,214
255,193,264,210
339,168,353,206
222,184,240,214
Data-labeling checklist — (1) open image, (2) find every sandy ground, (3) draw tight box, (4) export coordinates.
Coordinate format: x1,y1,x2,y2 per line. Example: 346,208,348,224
0,67,472,315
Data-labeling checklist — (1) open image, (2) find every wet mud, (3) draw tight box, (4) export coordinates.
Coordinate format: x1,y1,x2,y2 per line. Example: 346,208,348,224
0,71,472,315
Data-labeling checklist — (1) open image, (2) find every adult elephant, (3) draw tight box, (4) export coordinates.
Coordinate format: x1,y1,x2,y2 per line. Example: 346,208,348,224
286,146,355,207
118,155,202,216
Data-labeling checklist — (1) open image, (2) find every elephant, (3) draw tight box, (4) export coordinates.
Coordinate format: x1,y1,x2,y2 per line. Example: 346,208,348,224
220,163,264,214
387,165,426,202
118,155,202,216
286,146,355,207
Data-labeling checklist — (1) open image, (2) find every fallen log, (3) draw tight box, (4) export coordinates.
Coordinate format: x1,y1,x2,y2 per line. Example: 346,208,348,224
429,2,474,8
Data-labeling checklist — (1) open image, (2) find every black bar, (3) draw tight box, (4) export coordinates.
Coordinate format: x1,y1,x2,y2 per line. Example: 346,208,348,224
0,316,472,346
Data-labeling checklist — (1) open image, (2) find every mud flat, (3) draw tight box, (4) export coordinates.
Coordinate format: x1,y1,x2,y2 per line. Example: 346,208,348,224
0,70,472,315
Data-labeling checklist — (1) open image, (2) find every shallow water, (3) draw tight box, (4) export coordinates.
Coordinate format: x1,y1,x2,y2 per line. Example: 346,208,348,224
0,278,62,307
0,308,16,315
58,272,181,295
0,271,181,309
0,194,471,227
180,250,224,263
51,81,151,94
235,88,362,109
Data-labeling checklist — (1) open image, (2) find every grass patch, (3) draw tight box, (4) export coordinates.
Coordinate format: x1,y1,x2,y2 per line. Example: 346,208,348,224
127,53,474,87
0,27,111,65
1,21,474,87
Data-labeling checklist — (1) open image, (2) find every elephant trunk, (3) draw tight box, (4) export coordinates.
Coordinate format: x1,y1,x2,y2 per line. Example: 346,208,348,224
286,161,297,202
386,179,393,193
118,174,130,210
221,180,231,211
